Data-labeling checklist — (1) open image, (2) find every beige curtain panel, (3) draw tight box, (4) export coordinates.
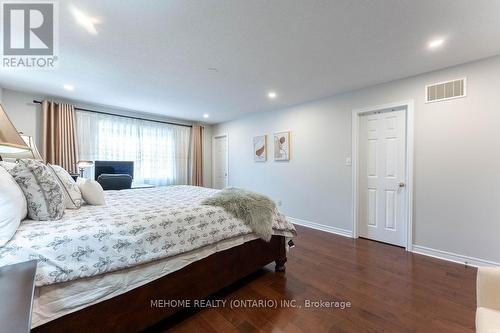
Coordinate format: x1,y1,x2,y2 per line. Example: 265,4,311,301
191,125,204,186
42,100,79,173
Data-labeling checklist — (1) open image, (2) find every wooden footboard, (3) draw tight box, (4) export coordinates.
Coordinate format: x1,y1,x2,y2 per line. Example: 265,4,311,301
32,235,287,333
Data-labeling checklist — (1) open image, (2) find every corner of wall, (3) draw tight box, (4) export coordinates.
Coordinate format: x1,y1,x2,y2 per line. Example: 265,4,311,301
203,124,213,188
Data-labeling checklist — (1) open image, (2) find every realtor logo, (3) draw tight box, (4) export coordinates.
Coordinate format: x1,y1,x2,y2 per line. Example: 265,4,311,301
1,1,59,69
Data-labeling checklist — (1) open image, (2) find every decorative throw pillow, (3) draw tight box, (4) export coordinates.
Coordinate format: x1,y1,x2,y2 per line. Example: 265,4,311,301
0,167,27,246
77,178,106,205
7,159,65,221
47,164,83,209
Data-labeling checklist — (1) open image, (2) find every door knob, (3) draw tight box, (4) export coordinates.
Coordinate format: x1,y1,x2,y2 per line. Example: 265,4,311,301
398,182,406,188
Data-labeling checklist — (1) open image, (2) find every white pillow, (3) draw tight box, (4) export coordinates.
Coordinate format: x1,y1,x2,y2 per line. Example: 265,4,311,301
0,167,27,247
77,178,106,205
0,161,17,171
47,164,84,209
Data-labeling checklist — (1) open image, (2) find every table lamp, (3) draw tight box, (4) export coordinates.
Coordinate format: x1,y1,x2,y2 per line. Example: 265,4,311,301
0,133,43,161
77,160,94,178
0,104,31,161
20,134,43,161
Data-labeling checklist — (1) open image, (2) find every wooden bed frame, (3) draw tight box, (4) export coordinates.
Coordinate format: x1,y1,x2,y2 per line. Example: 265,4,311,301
32,235,287,333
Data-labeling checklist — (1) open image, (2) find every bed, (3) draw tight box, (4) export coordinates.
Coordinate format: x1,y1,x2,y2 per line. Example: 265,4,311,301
0,185,296,332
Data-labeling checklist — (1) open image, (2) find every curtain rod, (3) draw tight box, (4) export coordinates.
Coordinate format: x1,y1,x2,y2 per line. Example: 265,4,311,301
32,100,193,128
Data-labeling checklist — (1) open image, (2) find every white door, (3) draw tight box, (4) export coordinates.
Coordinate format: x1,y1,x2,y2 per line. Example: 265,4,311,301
213,135,228,189
358,109,406,246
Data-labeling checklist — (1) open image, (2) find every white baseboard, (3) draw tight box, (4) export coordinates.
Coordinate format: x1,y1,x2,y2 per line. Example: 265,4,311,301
288,217,353,238
412,245,500,267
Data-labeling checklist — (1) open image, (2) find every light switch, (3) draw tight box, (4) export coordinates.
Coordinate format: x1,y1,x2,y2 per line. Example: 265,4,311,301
345,157,352,166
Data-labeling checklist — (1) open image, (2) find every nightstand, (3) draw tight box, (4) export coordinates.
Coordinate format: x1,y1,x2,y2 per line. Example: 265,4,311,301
0,260,37,333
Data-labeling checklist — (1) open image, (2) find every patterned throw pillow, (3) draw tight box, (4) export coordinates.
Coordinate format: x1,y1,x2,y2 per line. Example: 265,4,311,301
7,159,65,221
47,164,83,209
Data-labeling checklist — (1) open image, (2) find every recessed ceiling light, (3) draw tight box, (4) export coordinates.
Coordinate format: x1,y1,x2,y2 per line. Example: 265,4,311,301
63,84,75,91
70,5,99,35
428,38,445,49
203,113,209,119
268,91,277,99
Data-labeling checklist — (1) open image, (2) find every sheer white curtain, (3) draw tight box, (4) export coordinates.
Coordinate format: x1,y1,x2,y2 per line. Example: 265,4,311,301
75,111,191,186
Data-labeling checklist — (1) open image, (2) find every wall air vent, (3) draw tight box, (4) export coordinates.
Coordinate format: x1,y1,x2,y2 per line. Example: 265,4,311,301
425,78,466,103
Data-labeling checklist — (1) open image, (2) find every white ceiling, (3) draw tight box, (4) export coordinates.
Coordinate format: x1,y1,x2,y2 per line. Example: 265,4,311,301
1,0,500,123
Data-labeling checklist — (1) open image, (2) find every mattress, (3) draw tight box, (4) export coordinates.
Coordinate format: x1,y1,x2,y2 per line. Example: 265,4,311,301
32,232,293,328
0,186,296,286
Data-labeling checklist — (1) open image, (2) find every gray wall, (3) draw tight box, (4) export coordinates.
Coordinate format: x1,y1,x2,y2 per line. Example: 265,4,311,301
0,89,212,187
214,55,500,264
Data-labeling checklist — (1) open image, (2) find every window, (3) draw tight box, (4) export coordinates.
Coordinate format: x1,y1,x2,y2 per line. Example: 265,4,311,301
75,111,191,186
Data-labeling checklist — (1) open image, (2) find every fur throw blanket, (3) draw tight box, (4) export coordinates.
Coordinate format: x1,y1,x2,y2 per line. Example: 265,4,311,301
201,187,276,241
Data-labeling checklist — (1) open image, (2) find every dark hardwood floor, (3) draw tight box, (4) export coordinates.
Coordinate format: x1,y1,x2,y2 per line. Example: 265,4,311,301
149,225,477,333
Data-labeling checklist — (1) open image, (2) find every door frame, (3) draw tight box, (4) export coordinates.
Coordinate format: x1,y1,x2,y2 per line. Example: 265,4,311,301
212,133,229,189
351,100,414,251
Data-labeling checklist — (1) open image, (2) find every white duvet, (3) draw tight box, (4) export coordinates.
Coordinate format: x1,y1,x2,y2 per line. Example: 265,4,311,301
0,186,296,286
